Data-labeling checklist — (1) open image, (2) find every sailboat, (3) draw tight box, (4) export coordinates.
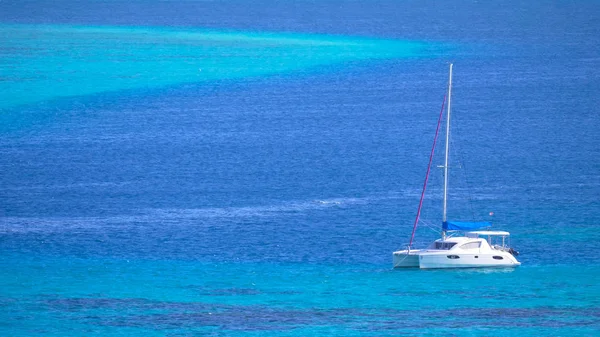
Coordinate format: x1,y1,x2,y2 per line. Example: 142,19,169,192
393,64,521,269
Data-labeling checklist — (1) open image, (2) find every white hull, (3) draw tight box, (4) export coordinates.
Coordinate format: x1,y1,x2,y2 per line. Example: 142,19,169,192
393,234,521,269
392,250,421,268
418,251,520,269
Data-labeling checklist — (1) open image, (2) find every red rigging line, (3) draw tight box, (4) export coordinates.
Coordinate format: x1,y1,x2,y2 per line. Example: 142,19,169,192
408,94,447,248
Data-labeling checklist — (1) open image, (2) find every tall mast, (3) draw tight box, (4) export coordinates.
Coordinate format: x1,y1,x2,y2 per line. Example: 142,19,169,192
442,63,453,240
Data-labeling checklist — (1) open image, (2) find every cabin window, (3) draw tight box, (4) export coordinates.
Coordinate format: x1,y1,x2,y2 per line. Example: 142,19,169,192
460,242,481,250
493,256,504,260
434,242,457,250
447,255,460,259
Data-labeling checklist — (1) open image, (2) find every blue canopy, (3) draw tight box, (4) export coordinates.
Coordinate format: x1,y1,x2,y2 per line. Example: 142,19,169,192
443,221,491,231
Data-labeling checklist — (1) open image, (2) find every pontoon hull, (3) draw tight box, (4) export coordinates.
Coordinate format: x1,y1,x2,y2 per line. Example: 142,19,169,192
392,250,421,268
418,251,520,269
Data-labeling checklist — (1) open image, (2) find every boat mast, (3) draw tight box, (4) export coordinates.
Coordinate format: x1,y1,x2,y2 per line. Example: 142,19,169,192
442,63,453,240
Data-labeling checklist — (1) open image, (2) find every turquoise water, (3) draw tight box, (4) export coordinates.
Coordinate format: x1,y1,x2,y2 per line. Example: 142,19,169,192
1,0,600,335
0,24,436,110
3,255,599,336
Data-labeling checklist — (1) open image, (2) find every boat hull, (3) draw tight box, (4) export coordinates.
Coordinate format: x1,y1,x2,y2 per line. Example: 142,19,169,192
392,250,421,268
418,251,520,269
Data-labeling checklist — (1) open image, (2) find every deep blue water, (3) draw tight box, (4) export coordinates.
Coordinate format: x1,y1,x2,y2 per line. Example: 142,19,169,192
1,1,600,336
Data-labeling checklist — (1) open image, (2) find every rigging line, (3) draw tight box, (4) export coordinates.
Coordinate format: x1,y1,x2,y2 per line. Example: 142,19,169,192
409,94,447,247
420,220,441,234
450,115,477,220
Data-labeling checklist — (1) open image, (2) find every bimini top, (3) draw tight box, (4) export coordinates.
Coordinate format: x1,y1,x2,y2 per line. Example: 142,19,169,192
467,230,511,236
442,221,491,231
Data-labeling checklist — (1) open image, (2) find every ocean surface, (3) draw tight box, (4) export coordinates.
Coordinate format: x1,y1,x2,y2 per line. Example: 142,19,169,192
1,1,599,336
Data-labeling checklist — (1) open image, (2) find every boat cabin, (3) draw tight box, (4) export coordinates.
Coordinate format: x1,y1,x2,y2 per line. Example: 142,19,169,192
426,231,513,253
427,236,490,251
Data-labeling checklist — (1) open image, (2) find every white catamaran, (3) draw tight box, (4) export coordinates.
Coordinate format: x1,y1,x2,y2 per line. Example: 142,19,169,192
393,64,521,269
